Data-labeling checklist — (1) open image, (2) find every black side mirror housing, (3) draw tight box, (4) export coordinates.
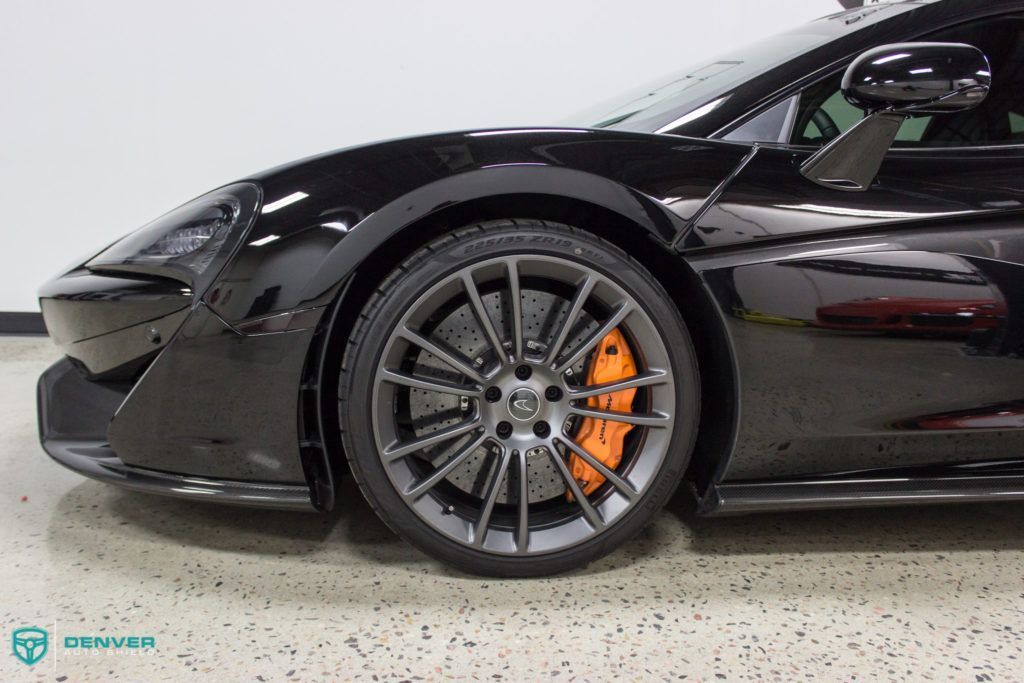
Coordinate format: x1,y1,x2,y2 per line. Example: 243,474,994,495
844,42,991,113
800,42,991,191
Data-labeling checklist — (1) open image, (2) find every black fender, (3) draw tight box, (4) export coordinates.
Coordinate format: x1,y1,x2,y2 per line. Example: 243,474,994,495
203,129,752,325
297,165,687,310
180,129,750,501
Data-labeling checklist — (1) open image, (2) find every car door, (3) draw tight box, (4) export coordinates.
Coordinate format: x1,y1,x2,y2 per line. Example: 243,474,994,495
687,12,1024,481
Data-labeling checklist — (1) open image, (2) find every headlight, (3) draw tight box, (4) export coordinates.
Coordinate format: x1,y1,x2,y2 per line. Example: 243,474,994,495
87,182,261,294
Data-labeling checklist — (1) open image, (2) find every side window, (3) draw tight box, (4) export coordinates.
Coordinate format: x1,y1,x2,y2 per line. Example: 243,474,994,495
792,76,863,145
791,14,1024,148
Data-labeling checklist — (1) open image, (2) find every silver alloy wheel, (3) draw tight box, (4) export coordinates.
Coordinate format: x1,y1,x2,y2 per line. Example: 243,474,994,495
371,255,675,556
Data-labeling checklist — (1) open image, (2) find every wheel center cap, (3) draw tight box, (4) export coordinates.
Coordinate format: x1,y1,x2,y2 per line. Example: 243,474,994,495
507,388,541,421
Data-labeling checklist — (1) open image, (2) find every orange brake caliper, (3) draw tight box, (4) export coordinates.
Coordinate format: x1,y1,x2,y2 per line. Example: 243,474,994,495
568,328,637,500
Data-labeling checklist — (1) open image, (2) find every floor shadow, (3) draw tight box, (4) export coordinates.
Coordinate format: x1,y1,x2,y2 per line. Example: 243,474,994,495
40,472,1024,611
48,473,671,579
48,476,394,555
48,470,1024,593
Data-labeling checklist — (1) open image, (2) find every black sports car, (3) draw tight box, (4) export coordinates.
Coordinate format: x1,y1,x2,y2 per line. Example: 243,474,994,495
37,0,1024,576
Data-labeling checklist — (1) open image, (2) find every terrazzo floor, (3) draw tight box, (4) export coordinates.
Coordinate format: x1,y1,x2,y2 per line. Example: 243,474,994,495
3,336,1024,681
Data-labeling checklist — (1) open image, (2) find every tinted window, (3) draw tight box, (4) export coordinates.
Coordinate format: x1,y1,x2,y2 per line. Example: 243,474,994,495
564,3,919,135
792,14,1024,147
571,32,836,134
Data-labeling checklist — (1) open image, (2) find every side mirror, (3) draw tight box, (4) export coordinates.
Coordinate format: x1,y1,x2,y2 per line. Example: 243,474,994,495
800,42,991,191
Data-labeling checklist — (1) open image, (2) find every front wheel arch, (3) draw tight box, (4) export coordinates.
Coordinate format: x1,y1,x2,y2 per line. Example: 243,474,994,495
312,195,738,504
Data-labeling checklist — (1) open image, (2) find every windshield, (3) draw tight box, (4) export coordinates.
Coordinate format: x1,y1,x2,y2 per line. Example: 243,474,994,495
567,3,919,134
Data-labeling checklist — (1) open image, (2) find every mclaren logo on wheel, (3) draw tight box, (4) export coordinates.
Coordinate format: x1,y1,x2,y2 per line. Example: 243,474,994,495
508,388,541,421
12,626,48,666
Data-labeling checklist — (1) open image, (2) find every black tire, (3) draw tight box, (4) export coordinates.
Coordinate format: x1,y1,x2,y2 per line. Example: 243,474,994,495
338,219,700,576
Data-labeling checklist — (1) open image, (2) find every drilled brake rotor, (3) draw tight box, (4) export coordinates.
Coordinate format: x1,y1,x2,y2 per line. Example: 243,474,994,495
407,286,597,503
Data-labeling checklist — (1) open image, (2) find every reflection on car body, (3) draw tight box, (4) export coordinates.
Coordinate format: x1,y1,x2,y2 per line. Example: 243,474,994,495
816,297,1007,335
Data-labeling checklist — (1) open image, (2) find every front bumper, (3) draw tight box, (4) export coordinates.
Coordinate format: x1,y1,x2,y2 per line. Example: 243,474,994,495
39,269,192,379
35,177,337,511
37,265,327,510
38,354,316,510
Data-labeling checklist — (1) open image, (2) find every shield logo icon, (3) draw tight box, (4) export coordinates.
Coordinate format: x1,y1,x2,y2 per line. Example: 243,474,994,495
12,627,48,666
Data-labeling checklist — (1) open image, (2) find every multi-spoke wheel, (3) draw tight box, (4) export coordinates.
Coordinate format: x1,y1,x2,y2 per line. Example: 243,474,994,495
339,220,699,576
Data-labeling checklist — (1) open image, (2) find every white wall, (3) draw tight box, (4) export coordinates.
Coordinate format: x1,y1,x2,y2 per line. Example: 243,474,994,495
0,0,835,312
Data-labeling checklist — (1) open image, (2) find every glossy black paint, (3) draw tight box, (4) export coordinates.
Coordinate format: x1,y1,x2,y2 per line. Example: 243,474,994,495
36,0,1024,515
36,358,315,510
843,42,991,113
685,144,1024,249
39,271,192,345
696,242,1024,481
207,131,749,324
38,270,192,378
106,303,319,484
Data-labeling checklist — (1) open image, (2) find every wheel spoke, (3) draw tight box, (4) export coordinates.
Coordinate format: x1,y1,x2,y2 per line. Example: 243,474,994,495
516,449,529,553
403,432,489,500
557,437,638,501
545,441,605,530
544,275,596,365
399,326,486,383
375,253,678,557
472,446,513,547
553,302,632,374
568,406,671,428
506,259,524,361
564,369,668,400
379,368,483,397
462,271,512,365
383,418,482,462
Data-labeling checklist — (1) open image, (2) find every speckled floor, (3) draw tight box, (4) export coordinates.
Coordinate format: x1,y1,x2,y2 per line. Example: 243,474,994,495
3,337,1024,682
